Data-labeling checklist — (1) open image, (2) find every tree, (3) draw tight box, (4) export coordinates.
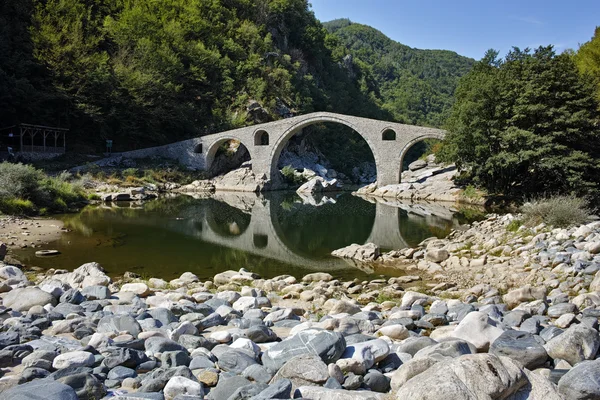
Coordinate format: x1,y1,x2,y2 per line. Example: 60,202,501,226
441,46,600,199
575,26,600,105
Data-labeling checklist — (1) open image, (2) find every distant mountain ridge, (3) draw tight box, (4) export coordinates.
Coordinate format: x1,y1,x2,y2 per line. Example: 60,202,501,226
324,18,475,127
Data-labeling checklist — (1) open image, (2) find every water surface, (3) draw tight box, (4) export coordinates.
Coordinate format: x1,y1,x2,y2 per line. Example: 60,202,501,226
15,192,479,281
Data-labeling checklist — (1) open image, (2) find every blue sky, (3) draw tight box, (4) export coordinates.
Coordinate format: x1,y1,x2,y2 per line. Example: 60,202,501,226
309,0,599,59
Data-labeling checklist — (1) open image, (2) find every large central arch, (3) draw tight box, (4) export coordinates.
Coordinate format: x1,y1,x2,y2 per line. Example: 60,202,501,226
268,114,380,183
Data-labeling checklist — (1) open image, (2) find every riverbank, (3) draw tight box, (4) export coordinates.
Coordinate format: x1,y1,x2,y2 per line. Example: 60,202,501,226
0,214,599,398
0,216,65,251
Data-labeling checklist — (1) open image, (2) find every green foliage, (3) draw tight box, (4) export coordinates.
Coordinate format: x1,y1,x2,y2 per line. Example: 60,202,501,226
281,165,303,185
575,27,600,105
521,195,591,228
0,162,86,215
443,46,600,199
1,0,391,152
506,219,523,232
324,19,474,127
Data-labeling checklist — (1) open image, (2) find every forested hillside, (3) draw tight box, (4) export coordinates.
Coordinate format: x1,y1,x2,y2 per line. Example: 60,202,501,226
324,19,475,127
1,1,472,153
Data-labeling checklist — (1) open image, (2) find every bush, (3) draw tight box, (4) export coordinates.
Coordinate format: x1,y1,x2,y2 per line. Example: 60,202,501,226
281,165,303,185
0,162,87,215
0,198,35,215
521,196,591,228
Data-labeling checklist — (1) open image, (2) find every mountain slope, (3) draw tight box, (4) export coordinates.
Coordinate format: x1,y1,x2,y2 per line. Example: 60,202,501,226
324,19,475,127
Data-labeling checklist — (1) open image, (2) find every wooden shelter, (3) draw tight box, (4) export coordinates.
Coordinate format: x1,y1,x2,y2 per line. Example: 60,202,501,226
0,123,69,153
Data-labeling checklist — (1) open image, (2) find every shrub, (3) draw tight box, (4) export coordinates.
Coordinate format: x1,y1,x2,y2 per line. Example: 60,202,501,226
521,195,591,228
0,198,35,215
0,162,87,215
280,165,303,185
0,162,43,200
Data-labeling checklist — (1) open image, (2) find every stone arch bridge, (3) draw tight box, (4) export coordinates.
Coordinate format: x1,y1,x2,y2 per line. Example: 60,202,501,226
115,112,445,188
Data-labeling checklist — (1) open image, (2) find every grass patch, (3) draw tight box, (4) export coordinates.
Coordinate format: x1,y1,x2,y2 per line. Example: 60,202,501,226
460,184,483,201
521,195,591,228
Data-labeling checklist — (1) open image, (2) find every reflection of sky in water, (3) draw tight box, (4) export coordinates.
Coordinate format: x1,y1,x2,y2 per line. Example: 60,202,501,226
13,193,477,281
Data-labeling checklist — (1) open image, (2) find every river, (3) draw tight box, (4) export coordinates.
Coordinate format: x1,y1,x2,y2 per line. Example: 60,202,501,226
14,192,482,281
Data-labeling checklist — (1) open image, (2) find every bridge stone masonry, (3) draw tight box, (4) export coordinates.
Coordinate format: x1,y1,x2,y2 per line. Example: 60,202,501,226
113,112,445,189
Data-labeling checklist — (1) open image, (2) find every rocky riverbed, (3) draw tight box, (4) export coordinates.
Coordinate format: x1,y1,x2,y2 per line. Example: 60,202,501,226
0,213,599,399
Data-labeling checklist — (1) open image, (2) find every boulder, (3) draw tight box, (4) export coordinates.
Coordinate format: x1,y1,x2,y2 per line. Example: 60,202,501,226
503,285,546,309
3,287,57,311
332,243,381,262
544,324,600,366
272,354,329,390
426,248,450,263
0,378,77,400
558,359,600,399
48,262,110,288
163,376,204,400
408,159,427,171
396,354,525,399
262,329,346,372
120,282,151,297
52,351,96,369
450,311,504,351
295,386,386,399
490,330,548,370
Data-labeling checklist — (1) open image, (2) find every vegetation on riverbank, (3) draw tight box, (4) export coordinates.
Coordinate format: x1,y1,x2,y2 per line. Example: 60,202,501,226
0,162,88,215
440,46,600,201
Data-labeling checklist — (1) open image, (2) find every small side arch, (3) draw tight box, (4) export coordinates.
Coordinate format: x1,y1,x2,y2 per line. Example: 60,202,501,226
254,130,269,146
193,143,203,154
382,128,396,141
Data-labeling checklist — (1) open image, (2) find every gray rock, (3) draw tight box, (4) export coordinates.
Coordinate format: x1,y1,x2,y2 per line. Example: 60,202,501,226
271,354,328,390
544,324,600,365
246,325,277,343
340,338,389,369
547,303,578,318
217,350,258,374
294,386,386,399
408,159,427,171
262,329,345,372
145,337,187,356
364,370,390,393
108,366,137,381
396,354,524,399
413,339,475,360
209,375,251,400
57,372,107,400
52,350,96,369
0,378,78,400
250,378,292,400
97,315,142,337
161,351,191,368
558,359,600,399
243,364,273,384
3,287,57,311
489,330,548,369
81,286,111,300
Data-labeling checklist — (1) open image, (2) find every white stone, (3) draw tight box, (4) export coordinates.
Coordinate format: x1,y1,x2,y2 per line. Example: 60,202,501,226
120,282,150,297
163,376,203,400
52,351,95,369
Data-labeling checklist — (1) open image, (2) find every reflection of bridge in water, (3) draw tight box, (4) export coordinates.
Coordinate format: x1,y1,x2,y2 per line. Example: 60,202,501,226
155,193,461,272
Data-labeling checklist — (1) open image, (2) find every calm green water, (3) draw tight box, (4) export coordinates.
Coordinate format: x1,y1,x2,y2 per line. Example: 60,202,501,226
14,193,477,281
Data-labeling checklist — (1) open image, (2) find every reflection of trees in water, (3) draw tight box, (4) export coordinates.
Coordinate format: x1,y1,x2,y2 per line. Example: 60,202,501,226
271,193,376,259
398,210,455,248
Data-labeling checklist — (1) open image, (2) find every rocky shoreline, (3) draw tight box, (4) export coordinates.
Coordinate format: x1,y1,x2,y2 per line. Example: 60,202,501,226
0,213,598,398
